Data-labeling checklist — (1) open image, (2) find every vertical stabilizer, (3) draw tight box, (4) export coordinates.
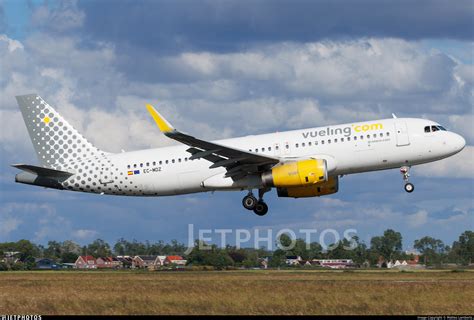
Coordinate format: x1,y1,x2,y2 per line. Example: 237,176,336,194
15,94,105,169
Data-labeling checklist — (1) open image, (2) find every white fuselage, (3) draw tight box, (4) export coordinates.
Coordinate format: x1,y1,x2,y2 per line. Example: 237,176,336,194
61,117,465,196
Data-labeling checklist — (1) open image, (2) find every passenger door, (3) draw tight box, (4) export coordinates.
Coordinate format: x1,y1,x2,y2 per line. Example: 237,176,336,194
394,121,410,146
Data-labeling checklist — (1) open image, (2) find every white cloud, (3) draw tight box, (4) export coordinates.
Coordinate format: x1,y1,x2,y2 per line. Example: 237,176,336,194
0,216,21,238
31,0,85,32
72,229,99,240
406,210,429,228
0,33,472,165
417,146,474,178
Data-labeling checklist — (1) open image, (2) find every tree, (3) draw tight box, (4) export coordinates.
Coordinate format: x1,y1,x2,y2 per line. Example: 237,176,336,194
186,241,234,269
451,230,474,265
414,236,446,266
86,239,111,257
44,241,62,260
370,229,402,261
60,240,81,263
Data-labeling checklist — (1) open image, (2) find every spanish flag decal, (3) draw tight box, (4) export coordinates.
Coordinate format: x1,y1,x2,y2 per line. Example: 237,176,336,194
127,171,133,175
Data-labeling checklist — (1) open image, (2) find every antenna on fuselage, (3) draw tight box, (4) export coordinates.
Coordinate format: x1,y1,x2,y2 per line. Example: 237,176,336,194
392,113,397,119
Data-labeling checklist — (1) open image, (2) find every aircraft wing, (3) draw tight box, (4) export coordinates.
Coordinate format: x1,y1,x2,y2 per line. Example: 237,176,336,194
146,104,280,180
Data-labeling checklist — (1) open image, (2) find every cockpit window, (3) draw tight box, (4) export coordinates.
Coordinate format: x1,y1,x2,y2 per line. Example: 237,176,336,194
431,125,439,132
424,126,431,133
438,126,447,131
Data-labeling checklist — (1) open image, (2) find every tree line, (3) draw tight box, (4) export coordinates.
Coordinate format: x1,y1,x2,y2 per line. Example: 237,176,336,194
0,229,472,270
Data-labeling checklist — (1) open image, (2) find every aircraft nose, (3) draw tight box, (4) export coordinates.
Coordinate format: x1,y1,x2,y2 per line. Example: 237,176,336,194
452,133,466,153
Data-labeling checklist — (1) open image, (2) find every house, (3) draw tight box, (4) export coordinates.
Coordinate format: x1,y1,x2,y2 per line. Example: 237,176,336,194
297,260,312,267
96,257,111,268
132,255,158,269
311,259,356,269
117,256,133,268
35,258,60,270
75,256,97,269
154,256,167,266
2,251,20,264
96,257,123,269
164,255,187,266
259,257,269,269
285,256,302,266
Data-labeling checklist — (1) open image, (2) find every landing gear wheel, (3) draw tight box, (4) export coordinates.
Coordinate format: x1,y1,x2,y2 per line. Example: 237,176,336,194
253,201,268,216
242,194,257,210
404,183,414,193
400,166,415,193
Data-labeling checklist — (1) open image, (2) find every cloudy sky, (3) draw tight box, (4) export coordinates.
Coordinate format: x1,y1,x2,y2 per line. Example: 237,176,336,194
0,0,473,250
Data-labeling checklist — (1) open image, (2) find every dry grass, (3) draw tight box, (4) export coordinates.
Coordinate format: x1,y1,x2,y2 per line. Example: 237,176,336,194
0,269,473,315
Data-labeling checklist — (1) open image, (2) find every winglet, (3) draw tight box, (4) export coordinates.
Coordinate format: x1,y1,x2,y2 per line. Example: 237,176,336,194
146,104,174,133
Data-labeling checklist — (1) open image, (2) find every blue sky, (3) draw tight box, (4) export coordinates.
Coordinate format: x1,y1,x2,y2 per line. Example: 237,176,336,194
0,0,472,250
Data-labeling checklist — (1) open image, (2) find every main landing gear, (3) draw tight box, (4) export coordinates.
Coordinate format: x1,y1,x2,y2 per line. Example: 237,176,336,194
400,166,414,193
242,188,270,216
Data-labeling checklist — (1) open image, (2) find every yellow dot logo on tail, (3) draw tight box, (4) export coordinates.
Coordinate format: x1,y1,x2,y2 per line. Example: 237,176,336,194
43,116,50,124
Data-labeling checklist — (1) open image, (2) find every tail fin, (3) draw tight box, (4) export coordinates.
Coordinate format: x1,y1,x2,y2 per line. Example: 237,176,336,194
16,94,105,170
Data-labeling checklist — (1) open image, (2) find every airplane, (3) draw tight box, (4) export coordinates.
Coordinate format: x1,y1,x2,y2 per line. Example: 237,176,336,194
13,94,466,216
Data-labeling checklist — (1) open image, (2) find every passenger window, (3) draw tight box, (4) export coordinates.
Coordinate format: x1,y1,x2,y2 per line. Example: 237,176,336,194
308,142,312,146
334,138,338,143
380,133,383,137
185,158,188,161
275,145,279,150
386,132,390,136
341,138,344,142
165,160,169,164
367,135,370,139
268,147,271,151
159,161,162,165
347,137,351,141
178,158,181,162
285,144,289,149
127,165,130,169
321,140,325,144
431,125,439,132
295,143,299,148
360,136,363,140
424,126,431,133
172,159,175,163
255,148,258,152
302,142,305,147
328,139,331,144
153,161,156,166
354,136,357,140
373,134,377,138
140,163,143,167
146,162,149,167
261,148,265,152
315,141,318,145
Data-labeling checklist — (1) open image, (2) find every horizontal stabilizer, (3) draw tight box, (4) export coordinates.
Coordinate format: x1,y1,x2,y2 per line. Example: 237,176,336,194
12,164,74,178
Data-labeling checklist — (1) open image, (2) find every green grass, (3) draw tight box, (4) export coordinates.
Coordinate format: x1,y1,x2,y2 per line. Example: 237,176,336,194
0,269,473,315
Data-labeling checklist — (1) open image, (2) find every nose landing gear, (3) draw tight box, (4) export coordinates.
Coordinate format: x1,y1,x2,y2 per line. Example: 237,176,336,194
400,166,414,193
242,188,270,216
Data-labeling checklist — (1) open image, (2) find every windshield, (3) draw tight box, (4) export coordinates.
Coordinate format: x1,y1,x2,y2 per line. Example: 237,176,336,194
424,125,448,133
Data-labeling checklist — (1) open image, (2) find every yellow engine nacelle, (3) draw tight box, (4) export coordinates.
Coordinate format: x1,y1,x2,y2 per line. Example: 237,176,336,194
261,159,327,188
277,176,339,198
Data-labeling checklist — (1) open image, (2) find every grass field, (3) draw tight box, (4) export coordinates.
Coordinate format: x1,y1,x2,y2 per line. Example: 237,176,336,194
0,269,473,315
